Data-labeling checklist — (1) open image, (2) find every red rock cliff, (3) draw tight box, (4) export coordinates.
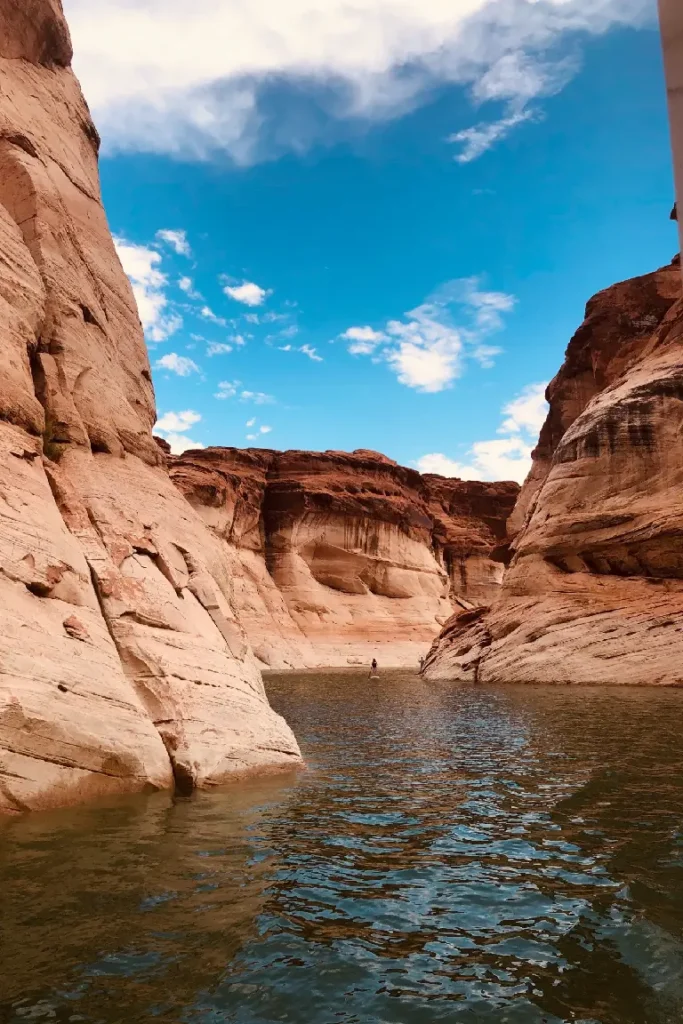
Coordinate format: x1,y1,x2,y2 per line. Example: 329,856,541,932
169,447,518,669
0,0,301,814
424,258,683,685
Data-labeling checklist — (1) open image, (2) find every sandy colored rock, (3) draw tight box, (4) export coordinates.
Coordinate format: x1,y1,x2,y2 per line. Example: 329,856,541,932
424,260,683,685
0,0,300,814
170,447,518,669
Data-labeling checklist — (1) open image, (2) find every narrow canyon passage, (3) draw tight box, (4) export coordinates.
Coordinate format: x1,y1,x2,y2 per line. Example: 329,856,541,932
2,673,683,1024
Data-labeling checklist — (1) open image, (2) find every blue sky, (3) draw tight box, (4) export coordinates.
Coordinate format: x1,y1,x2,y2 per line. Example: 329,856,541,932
63,0,674,483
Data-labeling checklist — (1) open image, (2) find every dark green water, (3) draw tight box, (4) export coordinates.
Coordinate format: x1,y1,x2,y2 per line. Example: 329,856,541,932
2,672,683,1024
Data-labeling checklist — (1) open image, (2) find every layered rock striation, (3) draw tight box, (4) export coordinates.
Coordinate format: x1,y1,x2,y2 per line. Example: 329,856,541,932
424,259,683,685
0,0,301,814
168,447,518,669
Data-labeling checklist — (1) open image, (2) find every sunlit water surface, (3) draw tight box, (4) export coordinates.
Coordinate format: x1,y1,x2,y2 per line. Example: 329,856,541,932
2,672,683,1023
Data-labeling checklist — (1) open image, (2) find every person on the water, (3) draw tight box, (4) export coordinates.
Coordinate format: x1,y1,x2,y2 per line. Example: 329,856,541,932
370,658,378,677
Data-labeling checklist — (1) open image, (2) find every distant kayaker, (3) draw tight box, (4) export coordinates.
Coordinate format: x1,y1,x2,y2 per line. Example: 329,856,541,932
369,658,378,678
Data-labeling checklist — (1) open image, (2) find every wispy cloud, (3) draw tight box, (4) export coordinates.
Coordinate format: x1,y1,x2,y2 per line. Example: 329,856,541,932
341,326,388,355
299,344,323,362
155,352,200,376
215,380,275,404
200,305,228,327
450,107,535,163
341,277,515,392
115,237,182,343
416,381,548,483
246,423,274,441
65,0,652,164
449,52,577,162
268,323,300,346
223,281,271,307
179,275,202,299
242,390,275,404
154,408,204,453
156,228,192,257
206,341,233,356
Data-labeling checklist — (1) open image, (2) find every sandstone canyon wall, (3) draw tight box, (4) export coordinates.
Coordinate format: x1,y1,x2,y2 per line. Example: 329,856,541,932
424,259,683,685
0,0,302,814
167,447,518,670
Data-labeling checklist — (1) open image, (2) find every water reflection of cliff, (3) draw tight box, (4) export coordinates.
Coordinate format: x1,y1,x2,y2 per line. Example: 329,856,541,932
3,675,683,1024
1,776,298,1020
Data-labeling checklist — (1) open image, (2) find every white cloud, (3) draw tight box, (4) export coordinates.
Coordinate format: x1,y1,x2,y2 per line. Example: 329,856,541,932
64,0,652,164
463,283,516,330
300,344,323,362
114,237,182,342
246,417,256,427
215,380,275,403
417,439,531,483
156,228,192,257
448,51,575,162
273,325,302,350
159,431,204,454
471,344,503,369
242,390,275,404
179,275,202,299
341,277,514,392
246,423,273,442
224,281,271,307
207,342,233,356
386,336,461,392
342,326,388,355
215,380,240,400
156,409,202,432
416,381,548,484
450,102,534,162
499,382,549,436
155,409,203,453
155,352,200,376
200,306,228,327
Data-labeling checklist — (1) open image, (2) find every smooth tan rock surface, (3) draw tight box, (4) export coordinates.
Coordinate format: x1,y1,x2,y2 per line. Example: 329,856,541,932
0,0,301,814
424,260,683,685
170,447,518,669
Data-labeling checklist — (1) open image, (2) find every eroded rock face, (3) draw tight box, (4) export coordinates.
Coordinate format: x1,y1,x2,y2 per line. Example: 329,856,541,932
424,260,683,685
0,0,301,814
170,447,518,669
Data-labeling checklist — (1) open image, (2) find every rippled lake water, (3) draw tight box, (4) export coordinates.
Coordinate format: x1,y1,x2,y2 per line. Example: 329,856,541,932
2,672,683,1023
